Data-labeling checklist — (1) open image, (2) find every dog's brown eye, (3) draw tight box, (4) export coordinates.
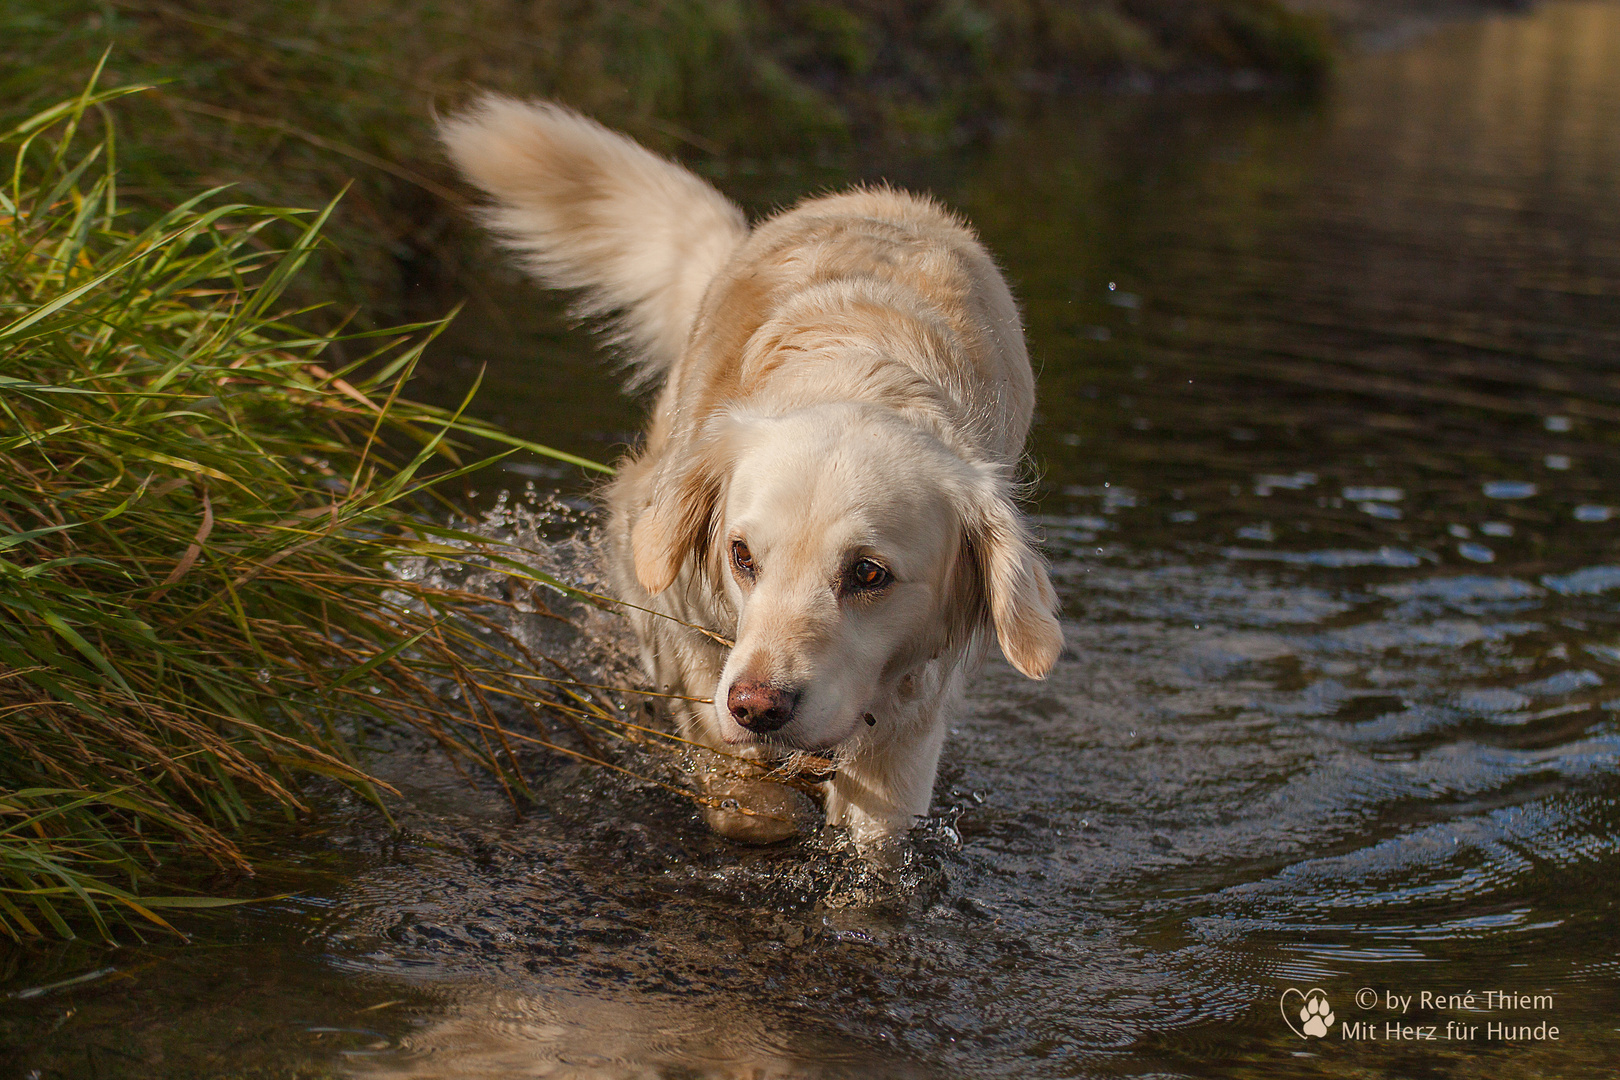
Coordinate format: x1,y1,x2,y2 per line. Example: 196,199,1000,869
849,558,891,591
732,540,754,576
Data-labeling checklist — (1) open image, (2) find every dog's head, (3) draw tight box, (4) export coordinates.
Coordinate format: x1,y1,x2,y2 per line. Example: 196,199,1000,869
631,404,1062,751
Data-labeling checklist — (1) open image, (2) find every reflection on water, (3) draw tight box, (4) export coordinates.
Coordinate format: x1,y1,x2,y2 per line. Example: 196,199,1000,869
348,987,934,1079
6,3,1620,1078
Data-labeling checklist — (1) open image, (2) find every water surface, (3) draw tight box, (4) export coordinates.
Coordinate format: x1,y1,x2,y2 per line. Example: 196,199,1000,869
6,4,1620,1077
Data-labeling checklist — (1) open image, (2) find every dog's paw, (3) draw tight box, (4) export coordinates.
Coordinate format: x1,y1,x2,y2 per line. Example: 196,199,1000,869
1299,991,1335,1037
703,778,817,845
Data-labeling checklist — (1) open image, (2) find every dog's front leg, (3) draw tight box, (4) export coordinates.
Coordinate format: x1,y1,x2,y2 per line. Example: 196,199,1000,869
823,710,950,853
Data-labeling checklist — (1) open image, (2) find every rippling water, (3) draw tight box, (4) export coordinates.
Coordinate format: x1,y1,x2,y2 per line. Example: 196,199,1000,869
6,4,1620,1077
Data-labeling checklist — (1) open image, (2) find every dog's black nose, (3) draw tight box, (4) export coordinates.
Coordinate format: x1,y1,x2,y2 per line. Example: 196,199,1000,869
727,681,799,733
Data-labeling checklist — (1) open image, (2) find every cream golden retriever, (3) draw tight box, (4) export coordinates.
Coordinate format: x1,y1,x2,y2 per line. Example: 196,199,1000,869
441,97,1062,849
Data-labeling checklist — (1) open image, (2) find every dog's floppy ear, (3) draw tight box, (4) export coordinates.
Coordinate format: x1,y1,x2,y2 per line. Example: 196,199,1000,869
630,417,738,595
957,469,1064,679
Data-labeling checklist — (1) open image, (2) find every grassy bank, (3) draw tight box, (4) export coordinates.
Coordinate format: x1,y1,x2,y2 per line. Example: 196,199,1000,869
0,80,645,942
2,1,1331,323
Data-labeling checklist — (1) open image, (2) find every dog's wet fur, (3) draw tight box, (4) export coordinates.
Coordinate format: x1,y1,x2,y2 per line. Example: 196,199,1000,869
442,97,1062,848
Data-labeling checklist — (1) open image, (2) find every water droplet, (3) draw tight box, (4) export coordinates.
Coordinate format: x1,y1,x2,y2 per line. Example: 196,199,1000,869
1574,505,1614,523
1483,480,1537,499
1254,472,1317,497
256,668,271,684
1457,542,1495,563
1343,486,1403,502
1479,521,1513,537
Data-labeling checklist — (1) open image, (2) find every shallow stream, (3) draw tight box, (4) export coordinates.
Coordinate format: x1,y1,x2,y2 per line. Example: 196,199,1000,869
6,3,1620,1077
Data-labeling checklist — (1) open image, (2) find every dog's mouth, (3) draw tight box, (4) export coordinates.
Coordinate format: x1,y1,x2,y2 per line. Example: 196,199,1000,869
762,749,839,784
725,714,870,760
717,726,841,779
723,728,830,753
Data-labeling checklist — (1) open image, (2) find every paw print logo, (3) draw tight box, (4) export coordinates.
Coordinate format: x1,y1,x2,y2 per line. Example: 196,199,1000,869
1280,987,1336,1039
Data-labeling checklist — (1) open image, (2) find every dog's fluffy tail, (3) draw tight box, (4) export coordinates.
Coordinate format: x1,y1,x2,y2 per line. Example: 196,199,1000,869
440,96,749,389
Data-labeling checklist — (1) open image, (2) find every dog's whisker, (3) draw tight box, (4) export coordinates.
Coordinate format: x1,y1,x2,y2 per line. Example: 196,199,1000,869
600,593,733,647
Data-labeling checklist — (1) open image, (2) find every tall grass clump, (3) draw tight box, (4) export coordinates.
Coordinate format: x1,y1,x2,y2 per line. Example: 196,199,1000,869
0,78,626,943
